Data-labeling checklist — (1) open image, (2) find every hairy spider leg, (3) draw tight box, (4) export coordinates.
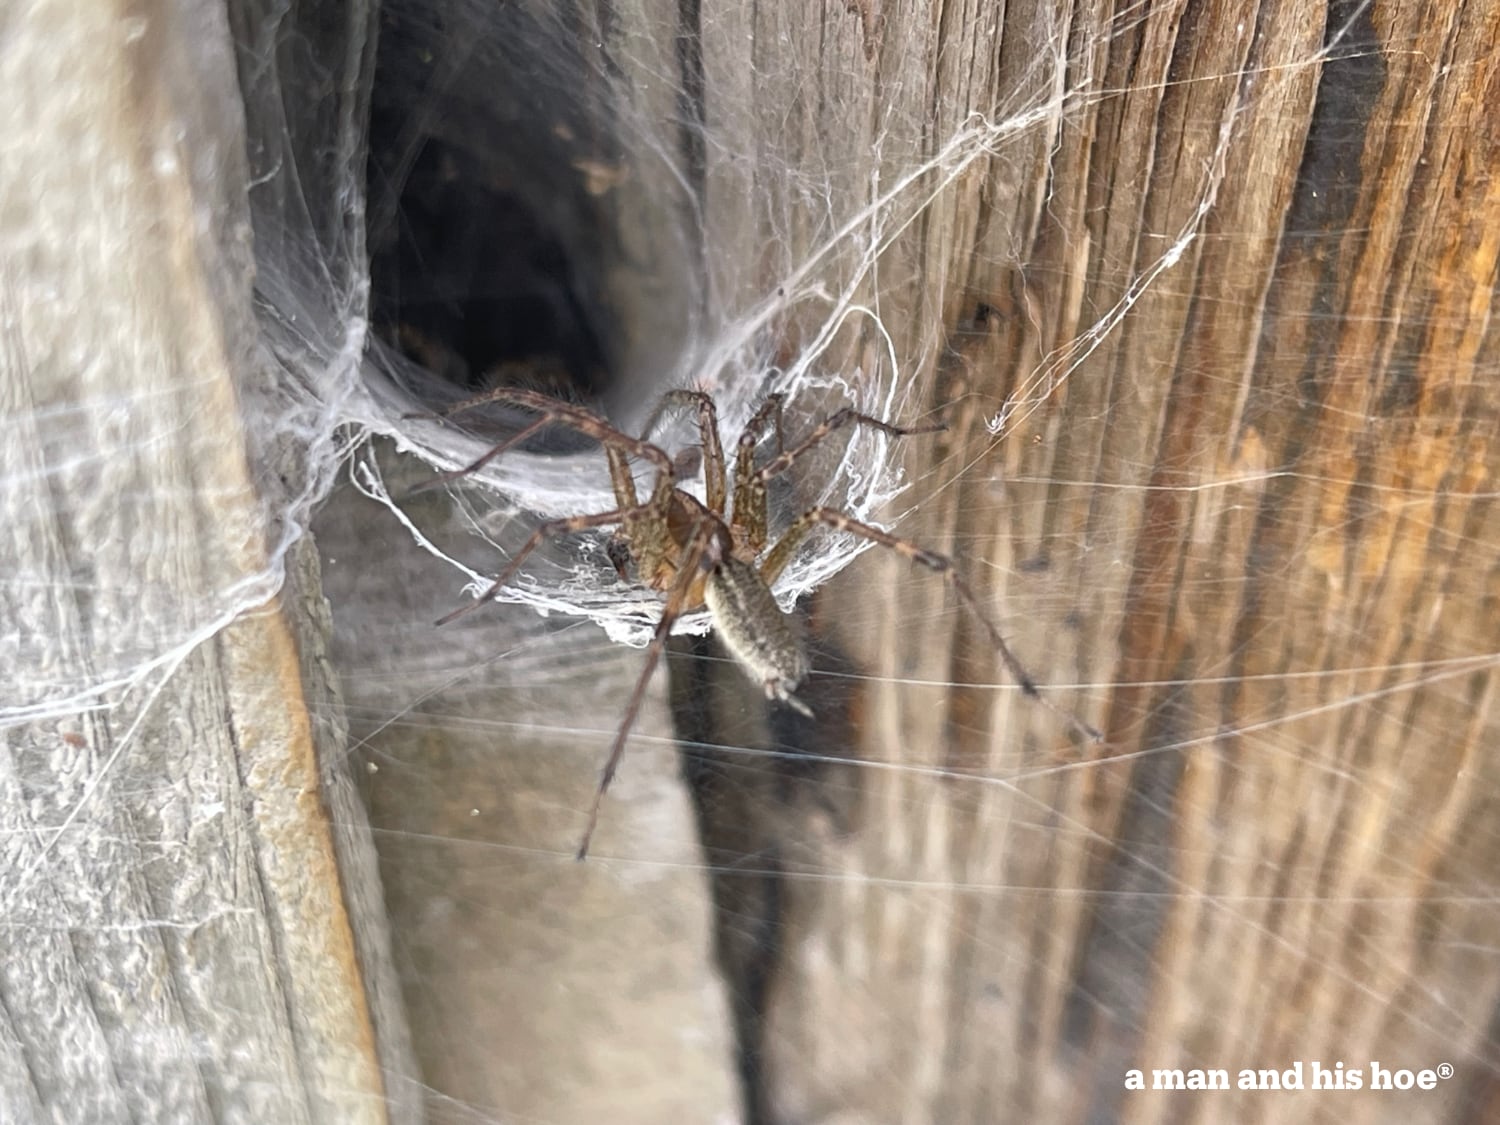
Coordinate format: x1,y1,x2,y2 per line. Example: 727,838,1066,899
757,506,1103,744
603,445,638,582
639,389,727,514
739,392,789,455
429,386,678,484
602,444,644,509
576,514,720,860
728,394,787,550
434,507,643,627
757,406,947,485
405,417,552,495
426,386,686,593
729,402,948,558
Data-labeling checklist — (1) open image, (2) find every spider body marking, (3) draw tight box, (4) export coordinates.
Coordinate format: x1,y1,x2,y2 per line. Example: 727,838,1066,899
426,386,1100,858
702,553,812,717
606,476,810,705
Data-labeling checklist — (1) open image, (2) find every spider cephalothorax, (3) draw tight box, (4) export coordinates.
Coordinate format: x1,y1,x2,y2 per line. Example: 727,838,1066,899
427,387,1100,857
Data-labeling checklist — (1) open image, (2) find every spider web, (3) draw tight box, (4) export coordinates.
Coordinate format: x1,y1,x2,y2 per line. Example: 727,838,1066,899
342,1,1057,646
313,3,1499,1123
333,4,1228,650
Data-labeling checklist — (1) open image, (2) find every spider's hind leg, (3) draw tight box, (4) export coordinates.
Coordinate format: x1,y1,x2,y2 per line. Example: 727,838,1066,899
758,506,1102,744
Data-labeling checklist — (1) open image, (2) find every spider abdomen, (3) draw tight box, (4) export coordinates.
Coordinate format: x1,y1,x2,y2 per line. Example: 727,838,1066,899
703,556,812,716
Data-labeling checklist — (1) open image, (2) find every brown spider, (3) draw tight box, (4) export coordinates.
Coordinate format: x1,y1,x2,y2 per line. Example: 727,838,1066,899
425,386,1101,858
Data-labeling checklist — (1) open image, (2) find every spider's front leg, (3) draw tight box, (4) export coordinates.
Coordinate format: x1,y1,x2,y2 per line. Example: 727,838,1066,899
424,387,678,488
729,397,945,554
577,515,722,859
727,394,787,554
757,406,946,486
423,391,679,616
640,389,727,514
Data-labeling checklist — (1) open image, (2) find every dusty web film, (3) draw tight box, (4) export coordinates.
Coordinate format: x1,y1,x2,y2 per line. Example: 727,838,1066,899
344,1,1112,646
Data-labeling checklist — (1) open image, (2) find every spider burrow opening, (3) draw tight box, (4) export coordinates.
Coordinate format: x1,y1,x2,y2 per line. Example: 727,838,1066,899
365,0,697,451
356,3,951,661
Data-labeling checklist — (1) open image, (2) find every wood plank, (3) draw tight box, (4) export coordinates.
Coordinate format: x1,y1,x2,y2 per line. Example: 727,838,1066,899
344,0,1499,1119
1,1,410,1120
714,1,1500,1121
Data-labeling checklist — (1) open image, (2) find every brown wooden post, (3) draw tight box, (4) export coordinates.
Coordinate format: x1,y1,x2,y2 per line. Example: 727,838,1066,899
727,2,1500,1122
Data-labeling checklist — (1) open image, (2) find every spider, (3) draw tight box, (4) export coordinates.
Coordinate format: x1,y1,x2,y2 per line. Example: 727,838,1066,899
424,386,1101,858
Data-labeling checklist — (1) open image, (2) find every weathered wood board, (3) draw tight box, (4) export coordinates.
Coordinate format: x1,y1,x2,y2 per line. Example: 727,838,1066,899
1,1,413,1121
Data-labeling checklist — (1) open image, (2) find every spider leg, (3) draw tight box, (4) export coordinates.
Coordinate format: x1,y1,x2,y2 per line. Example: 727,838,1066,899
756,407,946,487
605,445,638,509
417,387,676,485
435,507,637,627
738,392,788,454
421,388,679,586
405,417,551,495
640,390,726,513
728,395,786,547
576,517,719,860
726,393,786,543
731,399,943,553
758,506,1102,743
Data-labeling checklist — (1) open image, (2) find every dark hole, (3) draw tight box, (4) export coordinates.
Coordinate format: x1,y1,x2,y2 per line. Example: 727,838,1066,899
365,1,619,436
372,138,608,397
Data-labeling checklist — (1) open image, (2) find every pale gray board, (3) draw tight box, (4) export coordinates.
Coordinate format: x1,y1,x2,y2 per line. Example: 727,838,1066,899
0,1,415,1122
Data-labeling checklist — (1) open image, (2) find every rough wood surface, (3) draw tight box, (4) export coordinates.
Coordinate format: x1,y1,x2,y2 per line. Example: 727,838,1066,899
332,0,1498,1121
1,1,411,1121
716,2,1500,1122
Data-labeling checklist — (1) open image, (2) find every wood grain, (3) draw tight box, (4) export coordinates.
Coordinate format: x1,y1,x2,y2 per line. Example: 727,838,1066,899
1,1,410,1121
334,0,1500,1120
721,2,1500,1122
